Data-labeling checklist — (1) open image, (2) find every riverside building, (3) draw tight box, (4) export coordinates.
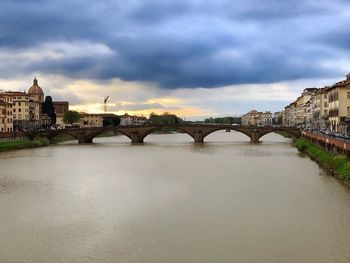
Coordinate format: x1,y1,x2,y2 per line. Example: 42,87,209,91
0,93,13,132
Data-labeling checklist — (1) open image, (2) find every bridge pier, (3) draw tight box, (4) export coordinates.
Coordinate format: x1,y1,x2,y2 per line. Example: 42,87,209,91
250,130,260,143
130,132,144,144
77,133,93,144
193,131,204,143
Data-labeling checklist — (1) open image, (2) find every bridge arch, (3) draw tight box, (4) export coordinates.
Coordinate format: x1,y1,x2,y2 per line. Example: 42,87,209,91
198,127,252,142
257,129,300,140
139,125,195,142
46,131,79,142
85,127,133,142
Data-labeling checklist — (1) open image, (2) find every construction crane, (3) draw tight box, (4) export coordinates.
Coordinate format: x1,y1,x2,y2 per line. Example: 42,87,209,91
104,96,109,113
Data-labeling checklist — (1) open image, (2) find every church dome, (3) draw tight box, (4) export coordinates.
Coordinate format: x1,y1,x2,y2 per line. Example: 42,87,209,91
28,77,44,94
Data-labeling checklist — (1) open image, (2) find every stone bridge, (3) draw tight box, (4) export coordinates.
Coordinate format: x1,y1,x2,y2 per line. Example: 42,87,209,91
37,124,300,144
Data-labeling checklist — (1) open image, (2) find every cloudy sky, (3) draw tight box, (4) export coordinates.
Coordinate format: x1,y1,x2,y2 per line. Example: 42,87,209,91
1,0,349,119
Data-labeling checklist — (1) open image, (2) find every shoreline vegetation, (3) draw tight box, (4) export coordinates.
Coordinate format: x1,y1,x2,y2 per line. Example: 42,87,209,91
277,131,350,183
0,138,49,152
0,129,179,153
295,137,350,182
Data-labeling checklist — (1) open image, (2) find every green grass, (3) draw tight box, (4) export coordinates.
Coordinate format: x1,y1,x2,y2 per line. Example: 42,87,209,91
295,137,350,180
0,138,49,152
276,131,293,138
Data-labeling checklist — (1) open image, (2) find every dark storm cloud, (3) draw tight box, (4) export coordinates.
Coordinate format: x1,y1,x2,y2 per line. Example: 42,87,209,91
0,0,349,88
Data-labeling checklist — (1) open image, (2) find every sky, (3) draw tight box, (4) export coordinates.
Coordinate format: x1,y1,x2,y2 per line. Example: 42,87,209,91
1,0,350,120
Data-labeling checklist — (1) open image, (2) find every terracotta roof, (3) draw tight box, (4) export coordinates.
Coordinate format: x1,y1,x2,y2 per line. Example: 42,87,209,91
0,91,27,96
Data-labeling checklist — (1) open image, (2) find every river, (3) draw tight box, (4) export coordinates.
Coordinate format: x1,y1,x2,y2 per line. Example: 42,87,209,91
1,131,350,263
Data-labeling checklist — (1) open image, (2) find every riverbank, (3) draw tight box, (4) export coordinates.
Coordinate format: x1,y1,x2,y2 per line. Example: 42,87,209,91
295,137,350,182
0,138,49,152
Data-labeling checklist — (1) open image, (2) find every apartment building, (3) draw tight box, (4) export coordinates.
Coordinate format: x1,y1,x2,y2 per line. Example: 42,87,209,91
327,79,348,133
0,93,13,132
119,113,146,126
79,112,104,127
261,111,272,126
311,88,328,129
241,110,272,126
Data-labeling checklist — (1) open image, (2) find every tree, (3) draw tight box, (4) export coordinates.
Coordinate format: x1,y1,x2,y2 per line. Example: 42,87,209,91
148,112,181,125
42,96,56,125
63,110,80,125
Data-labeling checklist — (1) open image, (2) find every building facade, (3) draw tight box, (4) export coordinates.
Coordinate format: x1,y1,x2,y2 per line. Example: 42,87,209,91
79,113,104,127
53,101,69,127
327,81,348,133
241,110,273,126
0,94,13,132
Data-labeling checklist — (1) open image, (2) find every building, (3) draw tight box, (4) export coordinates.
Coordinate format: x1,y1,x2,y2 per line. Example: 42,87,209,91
4,78,70,130
261,111,272,126
0,93,13,132
283,102,296,127
133,116,147,125
283,88,318,128
327,78,349,133
2,91,40,131
241,110,272,126
53,101,69,127
119,113,146,126
244,110,261,126
0,78,44,131
79,112,104,127
120,113,134,126
311,88,328,130
28,77,44,104
273,111,283,126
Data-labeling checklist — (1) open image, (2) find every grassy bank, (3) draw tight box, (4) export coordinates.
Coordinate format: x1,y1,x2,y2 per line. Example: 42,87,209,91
276,131,294,139
0,138,49,152
295,137,350,180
